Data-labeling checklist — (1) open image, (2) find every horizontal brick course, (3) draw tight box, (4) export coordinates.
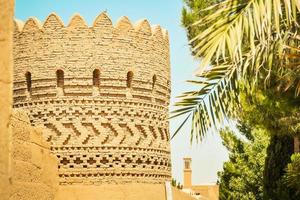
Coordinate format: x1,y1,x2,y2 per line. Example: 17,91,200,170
13,13,171,184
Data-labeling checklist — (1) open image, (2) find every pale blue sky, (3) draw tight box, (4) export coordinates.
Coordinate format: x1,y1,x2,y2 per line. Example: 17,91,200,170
15,0,228,184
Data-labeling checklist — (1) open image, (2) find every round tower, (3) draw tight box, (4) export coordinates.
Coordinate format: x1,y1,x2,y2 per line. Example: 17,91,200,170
13,13,171,184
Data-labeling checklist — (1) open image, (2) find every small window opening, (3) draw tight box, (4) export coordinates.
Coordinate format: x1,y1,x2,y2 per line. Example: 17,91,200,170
56,70,64,88
25,72,32,92
93,69,100,87
152,75,157,89
127,71,133,88
185,161,190,169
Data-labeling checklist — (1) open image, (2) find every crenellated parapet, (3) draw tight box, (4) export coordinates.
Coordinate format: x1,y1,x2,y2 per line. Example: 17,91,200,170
14,12,169,41
13,12,171,185
13,12,170,105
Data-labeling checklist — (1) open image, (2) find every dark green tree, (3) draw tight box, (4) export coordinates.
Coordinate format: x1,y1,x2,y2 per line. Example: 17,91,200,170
263,134,296,200
171,178,177,187
239,88,300,200
217,88,300,199
218,127,269,200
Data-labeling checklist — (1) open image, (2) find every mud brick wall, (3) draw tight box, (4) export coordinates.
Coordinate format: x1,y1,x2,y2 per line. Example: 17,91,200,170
13,13,172,185
0,0,14,199
9,109,58,200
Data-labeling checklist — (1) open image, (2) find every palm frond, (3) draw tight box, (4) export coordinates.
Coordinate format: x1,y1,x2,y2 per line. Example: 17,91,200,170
173,0,300,141
171,64,239,141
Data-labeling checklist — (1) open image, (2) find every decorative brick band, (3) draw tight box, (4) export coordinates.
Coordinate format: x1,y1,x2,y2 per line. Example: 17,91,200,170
56,146,171,184
13,12,171,184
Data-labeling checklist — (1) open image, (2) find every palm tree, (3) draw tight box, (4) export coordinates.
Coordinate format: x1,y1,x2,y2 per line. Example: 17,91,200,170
172,0,300,141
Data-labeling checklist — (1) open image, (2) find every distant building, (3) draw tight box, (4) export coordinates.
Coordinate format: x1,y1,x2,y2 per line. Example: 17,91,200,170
182,157,219,200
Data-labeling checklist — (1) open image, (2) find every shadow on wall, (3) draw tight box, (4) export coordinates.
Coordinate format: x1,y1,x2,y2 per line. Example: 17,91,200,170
9,109,58,200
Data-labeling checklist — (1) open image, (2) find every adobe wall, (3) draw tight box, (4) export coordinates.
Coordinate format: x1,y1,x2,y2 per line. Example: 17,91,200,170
13,13,171,185
9,109,58,200
0,0,14,199
56,184,166,200
55,184,195,200
192,185,219,200
172,188,195,200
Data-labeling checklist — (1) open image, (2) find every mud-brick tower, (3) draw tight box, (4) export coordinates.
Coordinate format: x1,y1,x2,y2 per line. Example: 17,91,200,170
13,13,171,185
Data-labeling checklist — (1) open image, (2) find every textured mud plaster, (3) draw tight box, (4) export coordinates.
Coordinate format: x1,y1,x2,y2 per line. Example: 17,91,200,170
0,0,14,199
55,184,196,200
13,13,172,185
9,109,58,200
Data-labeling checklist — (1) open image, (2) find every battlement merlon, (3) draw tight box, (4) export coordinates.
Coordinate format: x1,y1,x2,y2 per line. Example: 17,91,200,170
12,12,172,184
13,12,169,45
13,12,170,84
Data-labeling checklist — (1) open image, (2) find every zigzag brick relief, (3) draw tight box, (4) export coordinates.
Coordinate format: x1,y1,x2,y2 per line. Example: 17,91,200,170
13,12,171,184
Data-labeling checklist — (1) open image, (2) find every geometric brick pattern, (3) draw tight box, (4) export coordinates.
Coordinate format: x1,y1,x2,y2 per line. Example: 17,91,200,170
56,146,171,185
13,13,171,184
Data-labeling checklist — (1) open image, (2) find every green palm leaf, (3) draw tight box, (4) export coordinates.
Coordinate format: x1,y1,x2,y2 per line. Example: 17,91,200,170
173,0,300,141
